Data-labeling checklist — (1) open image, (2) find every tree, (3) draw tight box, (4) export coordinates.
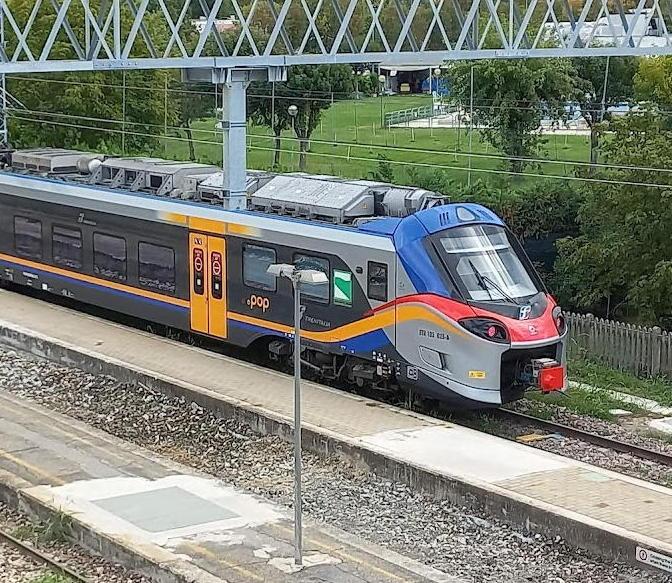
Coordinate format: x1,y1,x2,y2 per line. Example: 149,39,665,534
175,83,215,161
247,85,293,169
445,59,575,173
635,56,672,127
572,56,638,165
5,0,181,154
554,110,672,323
248,65,353,171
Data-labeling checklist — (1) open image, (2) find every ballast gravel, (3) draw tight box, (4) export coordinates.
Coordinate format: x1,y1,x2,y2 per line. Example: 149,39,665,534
0,346,667,583
0,502,150,583
499,399,672,487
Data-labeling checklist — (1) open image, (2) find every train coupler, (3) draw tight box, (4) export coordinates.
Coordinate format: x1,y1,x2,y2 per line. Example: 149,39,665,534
531,358,565,393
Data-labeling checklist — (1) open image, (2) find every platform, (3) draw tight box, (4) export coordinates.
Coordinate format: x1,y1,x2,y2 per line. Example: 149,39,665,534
1,288,672,575
0,389,453,583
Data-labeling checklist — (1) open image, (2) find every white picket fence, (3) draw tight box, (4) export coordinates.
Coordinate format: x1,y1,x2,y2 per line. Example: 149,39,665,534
566,312,672,377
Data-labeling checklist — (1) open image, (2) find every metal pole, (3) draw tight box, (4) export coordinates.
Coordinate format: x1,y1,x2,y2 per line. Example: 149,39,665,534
0,5,6,147
429,67,433,137
380,90,384,129
271,81,276,139
220,76,248,209
291,117,296,169
122,70,127,155
163,75,168,156
354,99,358,142
292,273,303,567
468,65,474,186
600,56,610,122
220,84,227,171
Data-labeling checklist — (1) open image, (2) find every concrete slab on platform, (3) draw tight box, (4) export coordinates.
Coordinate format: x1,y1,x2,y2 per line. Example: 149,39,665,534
0,389,455,583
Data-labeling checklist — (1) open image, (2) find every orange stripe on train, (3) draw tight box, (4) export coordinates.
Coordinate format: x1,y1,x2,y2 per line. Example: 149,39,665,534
0,253,190,309
228,301,465,343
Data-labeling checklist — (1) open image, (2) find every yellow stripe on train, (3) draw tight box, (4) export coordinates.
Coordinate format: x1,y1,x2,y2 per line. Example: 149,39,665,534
0,253,190,309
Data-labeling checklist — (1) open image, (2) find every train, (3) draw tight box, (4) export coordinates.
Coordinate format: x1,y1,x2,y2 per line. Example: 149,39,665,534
0,148,567,408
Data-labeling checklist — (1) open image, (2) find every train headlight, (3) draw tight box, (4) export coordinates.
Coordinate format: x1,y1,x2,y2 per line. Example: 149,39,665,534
459,317,509,344
552,306,566,335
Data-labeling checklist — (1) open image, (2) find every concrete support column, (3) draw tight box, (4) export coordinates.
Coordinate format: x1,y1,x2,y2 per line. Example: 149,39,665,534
182,67,286,209
220,79,248,210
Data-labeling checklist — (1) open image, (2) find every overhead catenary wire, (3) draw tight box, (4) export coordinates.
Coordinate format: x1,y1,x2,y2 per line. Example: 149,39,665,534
10,75,672,115
11,106,672,177
10,113,672,191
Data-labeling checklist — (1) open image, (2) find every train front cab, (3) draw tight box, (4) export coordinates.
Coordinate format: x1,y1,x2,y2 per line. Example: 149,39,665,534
393,204,567,408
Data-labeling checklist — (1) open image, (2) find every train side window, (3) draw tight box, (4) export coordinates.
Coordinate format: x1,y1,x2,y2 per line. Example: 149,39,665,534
294,254,330,303
52,226,82,269
93,233,127,281
243,244,277,291
14,216,42,259
367,262,388,302
139,242,175,294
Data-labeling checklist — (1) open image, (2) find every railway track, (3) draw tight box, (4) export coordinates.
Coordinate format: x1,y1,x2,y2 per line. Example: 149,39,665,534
9,286,672,473
0,528,90,583
494,408,672,467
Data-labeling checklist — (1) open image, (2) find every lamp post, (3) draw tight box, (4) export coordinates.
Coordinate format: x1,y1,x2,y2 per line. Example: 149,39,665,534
267,264,328,567
378,74,386,129
288,104,298,170
468,64,474,186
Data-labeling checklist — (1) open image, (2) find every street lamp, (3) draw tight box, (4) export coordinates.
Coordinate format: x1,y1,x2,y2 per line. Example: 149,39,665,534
267,263,328,567
288,105,298,169
378,74,386,129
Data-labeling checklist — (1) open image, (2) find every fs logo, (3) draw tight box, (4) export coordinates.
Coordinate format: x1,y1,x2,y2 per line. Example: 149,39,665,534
247,294,270,312
518,305,532,320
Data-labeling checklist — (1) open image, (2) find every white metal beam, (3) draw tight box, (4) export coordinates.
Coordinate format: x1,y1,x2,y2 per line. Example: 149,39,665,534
1,0,672,73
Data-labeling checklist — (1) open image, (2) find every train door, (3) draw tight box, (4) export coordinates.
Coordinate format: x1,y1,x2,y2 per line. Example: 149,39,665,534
189,233,227,338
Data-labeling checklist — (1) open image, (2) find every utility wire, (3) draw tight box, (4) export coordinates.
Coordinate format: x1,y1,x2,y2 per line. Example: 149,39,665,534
11,113,672,190
12,106,672,176
11,76,669,115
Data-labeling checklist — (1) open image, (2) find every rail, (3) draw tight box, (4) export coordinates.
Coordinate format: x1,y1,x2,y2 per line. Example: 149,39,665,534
0,528,90,583
494,409,672,467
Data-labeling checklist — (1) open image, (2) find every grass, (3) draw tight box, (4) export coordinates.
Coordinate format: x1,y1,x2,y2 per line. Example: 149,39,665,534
30,574,75,583
526,384,644,421
13,511,73,545
159,95,591,187
569,356,672,407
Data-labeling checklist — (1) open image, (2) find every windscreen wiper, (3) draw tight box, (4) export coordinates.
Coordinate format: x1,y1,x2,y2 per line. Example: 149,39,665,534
481,273,521,306
467,259,520,306
468,259,493,301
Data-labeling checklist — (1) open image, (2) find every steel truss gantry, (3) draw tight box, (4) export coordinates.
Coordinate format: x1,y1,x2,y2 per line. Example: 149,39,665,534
0,0,671,74
2,0,672,201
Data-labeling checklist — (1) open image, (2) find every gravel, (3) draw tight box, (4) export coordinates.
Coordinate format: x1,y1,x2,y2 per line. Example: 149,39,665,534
0,346,669,583
0,537,45,583
491,400,672,487
0,502,150,583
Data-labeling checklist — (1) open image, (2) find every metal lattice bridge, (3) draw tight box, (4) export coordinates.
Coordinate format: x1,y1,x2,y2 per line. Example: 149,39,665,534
1,0,671,200
1,0,672,74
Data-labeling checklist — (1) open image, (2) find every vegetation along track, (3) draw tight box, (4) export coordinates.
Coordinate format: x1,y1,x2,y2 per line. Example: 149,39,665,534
493,408,672,467
0,527,90,583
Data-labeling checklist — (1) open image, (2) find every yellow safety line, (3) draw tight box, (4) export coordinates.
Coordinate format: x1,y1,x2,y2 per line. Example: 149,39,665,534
0,397,130,464
0,449,65,486
182,541,264,582
269,523,408,581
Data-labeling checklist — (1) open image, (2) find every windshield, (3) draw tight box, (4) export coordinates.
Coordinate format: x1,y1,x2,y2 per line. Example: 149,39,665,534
437,224,541,302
